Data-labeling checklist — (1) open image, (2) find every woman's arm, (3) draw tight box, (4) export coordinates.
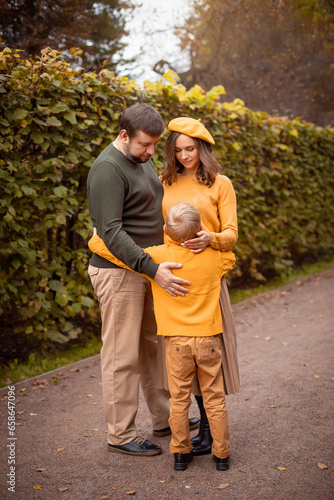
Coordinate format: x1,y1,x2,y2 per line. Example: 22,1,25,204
182,177,238,253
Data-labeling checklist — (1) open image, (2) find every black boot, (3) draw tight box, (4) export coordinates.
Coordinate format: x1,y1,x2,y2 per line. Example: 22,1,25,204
191,395,213,456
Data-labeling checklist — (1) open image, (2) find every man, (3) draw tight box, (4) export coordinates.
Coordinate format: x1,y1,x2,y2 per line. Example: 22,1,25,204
87,103,197,456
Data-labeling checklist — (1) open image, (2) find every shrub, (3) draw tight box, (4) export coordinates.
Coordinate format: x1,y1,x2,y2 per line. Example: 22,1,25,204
1,49,333,347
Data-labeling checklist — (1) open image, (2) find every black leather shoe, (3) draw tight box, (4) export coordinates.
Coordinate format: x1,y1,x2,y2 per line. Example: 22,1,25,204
108,436,162,456
213,455,230,471
174,451,193,471
153,417,200,437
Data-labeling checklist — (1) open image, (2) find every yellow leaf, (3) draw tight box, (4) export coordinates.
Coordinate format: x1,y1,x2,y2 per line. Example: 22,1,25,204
277,466,286,471
84,434,91,437
127,491,136,495
289,129,298,137
57,448,64,452
30,412,37,416
33,484,42,490
58,487,69,492
314,375,320,378
271,405,277,408
317,463,328,470
218,483,230,489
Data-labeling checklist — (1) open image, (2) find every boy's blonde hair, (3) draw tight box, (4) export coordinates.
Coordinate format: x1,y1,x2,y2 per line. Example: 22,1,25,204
165,202,201,242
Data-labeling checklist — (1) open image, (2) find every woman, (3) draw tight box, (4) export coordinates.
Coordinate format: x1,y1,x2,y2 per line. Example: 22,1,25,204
158,117,240,456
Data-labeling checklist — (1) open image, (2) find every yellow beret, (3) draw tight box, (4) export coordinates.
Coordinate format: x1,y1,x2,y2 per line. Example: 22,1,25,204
168,117,215,145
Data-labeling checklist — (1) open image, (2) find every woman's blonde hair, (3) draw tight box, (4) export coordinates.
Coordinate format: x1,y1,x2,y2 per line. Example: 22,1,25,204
160,131,221,187
165,202,201,242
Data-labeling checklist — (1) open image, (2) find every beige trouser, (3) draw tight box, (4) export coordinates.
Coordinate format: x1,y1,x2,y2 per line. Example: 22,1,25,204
88,265,170,445
165,335,230,458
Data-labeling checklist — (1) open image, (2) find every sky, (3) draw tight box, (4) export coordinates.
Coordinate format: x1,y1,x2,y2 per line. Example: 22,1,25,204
118,0,192,83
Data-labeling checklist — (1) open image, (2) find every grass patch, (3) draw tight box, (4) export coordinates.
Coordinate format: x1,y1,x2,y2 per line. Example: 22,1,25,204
1,256,333,389
0,335,102,389
229,255,334,304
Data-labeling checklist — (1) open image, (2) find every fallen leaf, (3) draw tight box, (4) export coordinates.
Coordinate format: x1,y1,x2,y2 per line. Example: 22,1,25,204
87,394,93,397
56,372,63,376
320,415,328,418
218,483,229,489
277,466,286,471
30,412,37,416
265,336,271,341
254,335,259,338
94,428,100,431
36,468,48,472
314,375,320,378
69,368,80,373
100,496,109,499
84,434,91,437
293,324,297,328
160,480,166,483
126,491,136,495
57,448,64,452
317,463,328,470
15,423,22,426
91,374,97,378
93,402,98,405
282,342,288,346
33,484,42,490
271,405,277,408
58,487,69,492
17,411,25,415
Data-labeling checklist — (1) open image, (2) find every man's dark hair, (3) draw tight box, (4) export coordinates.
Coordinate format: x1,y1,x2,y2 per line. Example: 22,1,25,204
119,103,165,139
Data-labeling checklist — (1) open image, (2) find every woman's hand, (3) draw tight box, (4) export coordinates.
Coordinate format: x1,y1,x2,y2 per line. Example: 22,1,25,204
181,230,210,253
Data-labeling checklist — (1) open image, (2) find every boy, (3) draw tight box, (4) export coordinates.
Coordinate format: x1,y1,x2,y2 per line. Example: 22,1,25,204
88,202,235,471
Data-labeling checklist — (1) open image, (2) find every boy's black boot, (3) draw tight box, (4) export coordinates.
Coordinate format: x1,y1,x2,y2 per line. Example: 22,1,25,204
213,455,230,471
173,451,193,471
191,395,213,456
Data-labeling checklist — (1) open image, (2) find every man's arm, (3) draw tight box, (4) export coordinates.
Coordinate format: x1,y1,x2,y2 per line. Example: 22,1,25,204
88,235,190,297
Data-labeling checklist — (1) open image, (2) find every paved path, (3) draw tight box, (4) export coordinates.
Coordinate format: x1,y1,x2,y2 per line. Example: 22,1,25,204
0,268,333,499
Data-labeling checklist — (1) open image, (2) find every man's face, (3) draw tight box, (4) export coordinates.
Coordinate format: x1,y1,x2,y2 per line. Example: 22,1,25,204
123,130,161,164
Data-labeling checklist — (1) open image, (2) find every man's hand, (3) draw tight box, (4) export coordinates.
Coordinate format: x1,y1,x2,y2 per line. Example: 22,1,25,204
154,262,190,297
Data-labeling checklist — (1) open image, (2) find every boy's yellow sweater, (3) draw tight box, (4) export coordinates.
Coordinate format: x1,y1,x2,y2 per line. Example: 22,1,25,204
89,235,235,338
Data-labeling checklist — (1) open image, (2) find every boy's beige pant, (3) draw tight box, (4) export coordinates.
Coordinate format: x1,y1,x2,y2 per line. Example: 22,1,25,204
88,265,170,446
165,335,230,458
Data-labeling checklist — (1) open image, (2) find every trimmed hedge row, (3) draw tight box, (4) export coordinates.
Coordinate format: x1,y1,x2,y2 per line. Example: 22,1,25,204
1,49,333,344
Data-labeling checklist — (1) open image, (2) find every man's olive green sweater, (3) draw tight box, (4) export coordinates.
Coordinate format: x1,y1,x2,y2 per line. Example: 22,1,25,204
87,143,164,279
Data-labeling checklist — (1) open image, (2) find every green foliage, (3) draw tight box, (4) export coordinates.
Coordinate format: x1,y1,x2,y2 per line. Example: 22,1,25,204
1,48,333,349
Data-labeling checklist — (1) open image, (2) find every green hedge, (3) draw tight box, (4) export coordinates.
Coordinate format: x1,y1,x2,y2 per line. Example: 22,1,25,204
1,49,333,345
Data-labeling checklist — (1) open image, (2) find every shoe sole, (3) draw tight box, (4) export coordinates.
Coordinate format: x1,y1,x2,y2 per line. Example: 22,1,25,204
108,445,162,456
153,421,200,437
174,465,188,471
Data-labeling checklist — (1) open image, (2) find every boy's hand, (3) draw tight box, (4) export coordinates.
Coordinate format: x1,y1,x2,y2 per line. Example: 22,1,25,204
154,263,190,297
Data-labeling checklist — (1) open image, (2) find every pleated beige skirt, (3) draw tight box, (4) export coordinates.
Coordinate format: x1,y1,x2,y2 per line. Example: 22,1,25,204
156,277,240,395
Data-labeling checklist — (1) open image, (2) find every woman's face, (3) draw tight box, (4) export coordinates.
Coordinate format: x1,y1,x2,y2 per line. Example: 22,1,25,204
174,134,200,176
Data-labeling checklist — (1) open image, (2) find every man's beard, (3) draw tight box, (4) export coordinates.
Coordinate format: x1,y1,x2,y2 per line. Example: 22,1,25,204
124,143,151,164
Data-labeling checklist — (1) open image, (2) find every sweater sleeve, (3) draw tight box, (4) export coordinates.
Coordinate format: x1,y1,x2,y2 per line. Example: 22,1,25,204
88,234,152,281
208,176,238,251
220,250,236,276
89,160,159,278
